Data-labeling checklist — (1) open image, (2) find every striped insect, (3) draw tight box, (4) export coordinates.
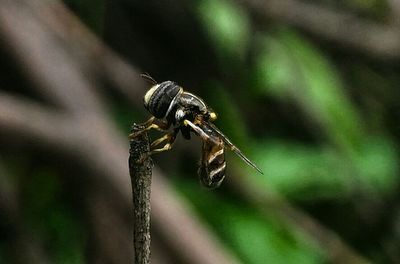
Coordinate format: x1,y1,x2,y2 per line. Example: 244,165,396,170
130,74,263,188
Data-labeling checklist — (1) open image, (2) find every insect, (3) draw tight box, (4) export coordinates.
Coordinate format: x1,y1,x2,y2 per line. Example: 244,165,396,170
130,74,263,188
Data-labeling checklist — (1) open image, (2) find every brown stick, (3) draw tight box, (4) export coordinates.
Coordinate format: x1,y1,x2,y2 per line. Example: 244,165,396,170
129,125,153,264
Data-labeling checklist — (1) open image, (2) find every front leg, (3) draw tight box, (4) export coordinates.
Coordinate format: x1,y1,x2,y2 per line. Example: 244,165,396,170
129,117,170,139
183,119,219,145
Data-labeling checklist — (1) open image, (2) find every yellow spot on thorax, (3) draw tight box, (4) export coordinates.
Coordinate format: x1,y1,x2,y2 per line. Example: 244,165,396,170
210,112,217,121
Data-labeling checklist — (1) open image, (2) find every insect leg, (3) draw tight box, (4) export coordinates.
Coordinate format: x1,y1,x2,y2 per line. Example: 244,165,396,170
183,120,219,145
149,132,177,155
151,133,171,148
151,128,178,148
129,117,169,139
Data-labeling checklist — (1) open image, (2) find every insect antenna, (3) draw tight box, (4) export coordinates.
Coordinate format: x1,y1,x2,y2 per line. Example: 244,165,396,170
141,73,158,84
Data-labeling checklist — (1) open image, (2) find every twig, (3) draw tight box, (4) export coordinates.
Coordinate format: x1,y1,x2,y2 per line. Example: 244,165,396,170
0,89,242,264
129,124,153,264
0,0,242,261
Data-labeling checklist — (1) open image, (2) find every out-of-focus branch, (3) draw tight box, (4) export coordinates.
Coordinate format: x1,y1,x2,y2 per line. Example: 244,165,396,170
0,90,368,263
0,0,243,261
85,187,137,264
388,0,400,27
238,0,400,59
35,0,146,104
0,0,104,115
0,0,144,115
0,89,242,264
151,169,241,264
0,92,77,150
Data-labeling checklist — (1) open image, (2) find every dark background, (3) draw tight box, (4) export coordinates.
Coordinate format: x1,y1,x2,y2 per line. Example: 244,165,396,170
0,0,399,263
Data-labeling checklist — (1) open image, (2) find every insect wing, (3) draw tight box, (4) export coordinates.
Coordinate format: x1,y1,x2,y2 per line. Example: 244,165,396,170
207,123,263,174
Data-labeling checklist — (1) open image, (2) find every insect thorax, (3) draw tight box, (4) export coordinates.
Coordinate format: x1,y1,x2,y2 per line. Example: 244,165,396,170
162,91,207,124
178,92,207,113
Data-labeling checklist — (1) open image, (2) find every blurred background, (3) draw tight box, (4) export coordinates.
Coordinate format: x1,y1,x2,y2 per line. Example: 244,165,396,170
0,0,400,263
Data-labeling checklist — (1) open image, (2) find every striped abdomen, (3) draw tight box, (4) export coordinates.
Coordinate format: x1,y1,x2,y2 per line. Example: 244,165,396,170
198,135,226,189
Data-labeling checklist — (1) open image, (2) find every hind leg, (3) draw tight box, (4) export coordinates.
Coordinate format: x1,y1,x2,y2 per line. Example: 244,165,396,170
149,130,177,155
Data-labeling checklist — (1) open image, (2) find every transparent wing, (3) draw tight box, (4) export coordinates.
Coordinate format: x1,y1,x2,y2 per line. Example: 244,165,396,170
207,122,263,174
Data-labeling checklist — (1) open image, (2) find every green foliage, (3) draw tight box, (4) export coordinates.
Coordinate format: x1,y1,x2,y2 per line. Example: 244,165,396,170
197,0,250,63
352,137,398,195
255,28,364,153
204,81,249,147
251,28,398,200
251,137,397,201
181,16,399,262
23,166,85,264
110,100,144,134
175,180,326,264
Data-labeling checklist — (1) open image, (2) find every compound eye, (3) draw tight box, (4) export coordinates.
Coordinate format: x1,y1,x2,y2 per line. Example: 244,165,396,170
143,84,159,109
144,81,181,118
